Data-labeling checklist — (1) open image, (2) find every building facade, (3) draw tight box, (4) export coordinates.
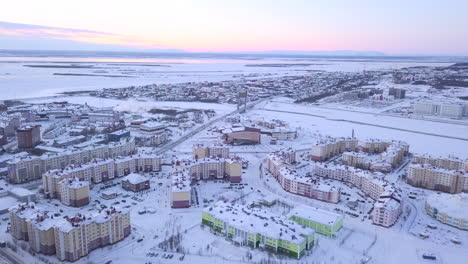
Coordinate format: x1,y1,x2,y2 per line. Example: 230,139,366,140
8,138,136,183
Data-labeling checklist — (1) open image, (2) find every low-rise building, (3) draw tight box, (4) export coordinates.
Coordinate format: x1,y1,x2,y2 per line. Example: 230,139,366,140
425,193,468,230
202,201,315,259
222,127,261,145
288,205,343,237
121,173,150,192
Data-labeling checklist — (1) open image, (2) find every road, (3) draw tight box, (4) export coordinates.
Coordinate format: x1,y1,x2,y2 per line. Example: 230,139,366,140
155,98,271,155
260,108,468,141
270,100,468,127
0,248,24,264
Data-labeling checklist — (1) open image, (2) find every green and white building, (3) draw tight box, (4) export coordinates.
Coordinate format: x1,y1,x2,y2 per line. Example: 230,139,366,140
202,201,315,259
288,205,344,237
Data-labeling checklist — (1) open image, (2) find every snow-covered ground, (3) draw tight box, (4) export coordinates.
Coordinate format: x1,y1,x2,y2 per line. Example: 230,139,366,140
0,57,451,100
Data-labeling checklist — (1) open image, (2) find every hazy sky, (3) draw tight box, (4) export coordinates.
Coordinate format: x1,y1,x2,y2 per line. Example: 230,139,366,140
1,0,468,54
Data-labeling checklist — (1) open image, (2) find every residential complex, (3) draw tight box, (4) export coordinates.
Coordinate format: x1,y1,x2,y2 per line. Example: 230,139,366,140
7,138,136,183
42,153,161,198
288,205,344,237
9,203,131,262
202,201,315,259
413,101,468,119
425,193,468,230
342,140,409,171
412,154,468,171
171,157,243,208
315,163,402,227
310,137,358,161
267,150,340,203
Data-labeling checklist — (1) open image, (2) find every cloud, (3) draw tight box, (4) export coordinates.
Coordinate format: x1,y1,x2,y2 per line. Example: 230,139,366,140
0,21,171,50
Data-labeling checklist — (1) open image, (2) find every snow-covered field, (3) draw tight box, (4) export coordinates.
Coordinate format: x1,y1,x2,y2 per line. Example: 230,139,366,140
0,56,451,100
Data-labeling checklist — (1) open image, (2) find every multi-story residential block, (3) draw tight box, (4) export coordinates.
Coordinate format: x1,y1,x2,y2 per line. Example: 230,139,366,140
0,115,20,137
189,157,242,183
193,143,230,159
288,205,344,237
9,204,131,262
42,154,161,197
310,137,358,161
372,193,403,227
406,163,467,193
134,132,168,147
121,173,150,192
425,193,468,230
57,177,90,207
267,151,340,203
315,163,402,227
202,201,315,259
171,169,191,208
171,156,243,208
412,154,468,171
88,112,121,123
269,128,297,141
414,101,468,119
8,138,136,183
17,125,41,149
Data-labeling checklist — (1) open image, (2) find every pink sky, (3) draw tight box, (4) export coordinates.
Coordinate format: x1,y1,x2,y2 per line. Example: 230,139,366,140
1,0,468,55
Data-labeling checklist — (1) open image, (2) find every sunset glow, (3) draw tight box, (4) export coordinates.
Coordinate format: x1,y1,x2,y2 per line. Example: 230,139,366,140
1,0,468,54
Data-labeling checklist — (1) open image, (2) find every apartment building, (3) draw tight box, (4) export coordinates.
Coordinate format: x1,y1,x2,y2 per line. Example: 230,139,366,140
310,137,358,161
315,163,393,201
406,163,467,193
171,169,191,208
372,194,403,227
43,154,161,197
193,143,230,159
412,154,468,171
16,125,41,149
315,163,402,227
8,138,136,183
9,204,131,262
414,101,468,119
202,201,315,259
288,205,344,237
57,177,90,207
267,152,340,203
189,157,242,183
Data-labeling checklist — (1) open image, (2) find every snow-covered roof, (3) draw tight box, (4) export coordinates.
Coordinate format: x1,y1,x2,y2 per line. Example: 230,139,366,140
122,173,148,185
205,201,314,244
288,205,344,226
426,193,468,221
